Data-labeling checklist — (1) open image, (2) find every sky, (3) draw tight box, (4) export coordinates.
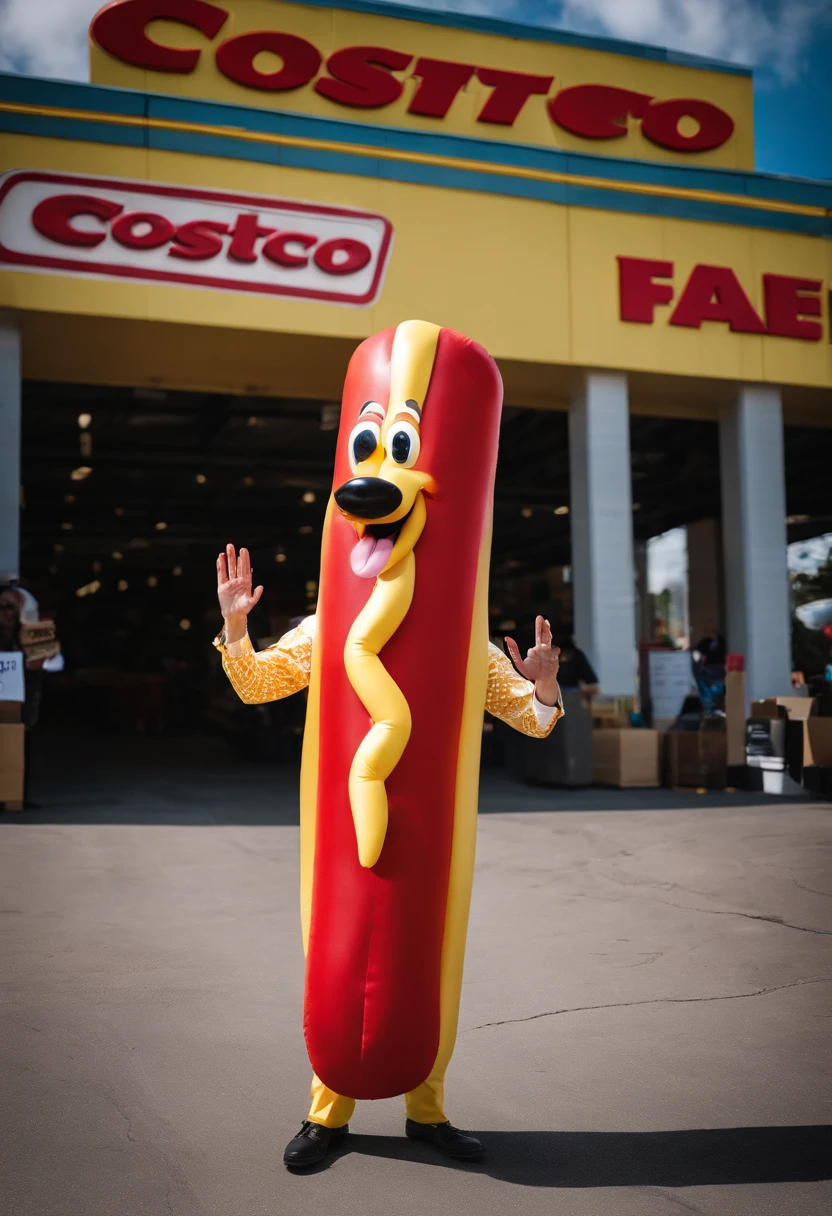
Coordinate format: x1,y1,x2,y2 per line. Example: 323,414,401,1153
0,0,829,179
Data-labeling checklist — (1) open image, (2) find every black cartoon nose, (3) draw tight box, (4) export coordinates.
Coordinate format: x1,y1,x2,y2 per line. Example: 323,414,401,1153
334,477,403,520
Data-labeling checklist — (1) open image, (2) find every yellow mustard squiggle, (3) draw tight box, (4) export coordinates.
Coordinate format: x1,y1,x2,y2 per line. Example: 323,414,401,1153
343,494,427,868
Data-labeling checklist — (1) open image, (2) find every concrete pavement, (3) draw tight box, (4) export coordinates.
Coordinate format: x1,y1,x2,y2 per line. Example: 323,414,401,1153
1,734,830,1215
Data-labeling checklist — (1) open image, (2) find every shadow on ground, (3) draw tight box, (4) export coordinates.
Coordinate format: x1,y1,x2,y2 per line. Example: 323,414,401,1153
307,1126,832,1187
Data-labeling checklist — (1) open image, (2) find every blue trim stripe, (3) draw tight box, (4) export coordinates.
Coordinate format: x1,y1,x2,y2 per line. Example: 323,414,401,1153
289,0,752,75
1,73,829,237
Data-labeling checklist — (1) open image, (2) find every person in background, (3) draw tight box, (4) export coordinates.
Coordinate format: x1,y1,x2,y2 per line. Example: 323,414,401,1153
0,585,48,808
554,635,599,702
692,619,727,718
692,620,726,670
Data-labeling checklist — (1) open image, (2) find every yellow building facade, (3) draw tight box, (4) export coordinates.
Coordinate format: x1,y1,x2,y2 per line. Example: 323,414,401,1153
1,0,830,700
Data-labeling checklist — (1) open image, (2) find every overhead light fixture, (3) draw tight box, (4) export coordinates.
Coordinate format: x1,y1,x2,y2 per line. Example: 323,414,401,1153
92,561,102,573
147,575,158,587
305,580,318,592
554,505,569,516
75,580,101,598
787,514,810,524
49,564,58,575
64,494,75,504
53,543,64,553
112,551,123,560
155,521,167,531
247,415,261,427
71,466,93,481
299,525,313,535
179,618,191,631
61,522,73,531
77,412,92,429
172,566,182,576
195,473,207,484
302,491,316,504
80,433,93,458
521,507,533,518
242,476,254,487
275,553,287,563
118,579,128,591
632,503,641,511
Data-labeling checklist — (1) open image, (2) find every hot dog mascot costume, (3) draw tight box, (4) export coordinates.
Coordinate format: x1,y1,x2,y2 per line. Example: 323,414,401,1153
215,320,563,1168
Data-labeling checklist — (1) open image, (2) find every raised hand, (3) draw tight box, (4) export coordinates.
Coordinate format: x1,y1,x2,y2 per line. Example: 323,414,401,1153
217,544,263,625
505,615,561,706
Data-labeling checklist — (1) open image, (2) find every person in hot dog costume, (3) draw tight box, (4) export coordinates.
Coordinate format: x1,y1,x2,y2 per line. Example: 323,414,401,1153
214,321,563,1169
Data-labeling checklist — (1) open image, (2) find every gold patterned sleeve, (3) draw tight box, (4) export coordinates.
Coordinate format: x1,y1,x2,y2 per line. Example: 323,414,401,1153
213,616,315,705
485,641,564,739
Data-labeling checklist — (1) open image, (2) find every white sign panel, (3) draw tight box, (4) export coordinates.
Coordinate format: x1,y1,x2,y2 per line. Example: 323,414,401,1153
648,649,694,722
0,652,25,703
0,170,393,306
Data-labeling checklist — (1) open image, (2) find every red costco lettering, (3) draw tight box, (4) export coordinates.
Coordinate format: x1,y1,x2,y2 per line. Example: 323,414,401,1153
112,210,176,248
315,45,412,108
32,193,124,245
475,68,553,125
30,190,372,277
91,0,227,73
548,83,734,151
89,2,735,152
215,30,321,91
407,58,475,118
169,220,228,259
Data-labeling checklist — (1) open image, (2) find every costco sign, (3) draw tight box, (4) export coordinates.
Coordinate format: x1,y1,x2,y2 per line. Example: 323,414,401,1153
0,171,393,305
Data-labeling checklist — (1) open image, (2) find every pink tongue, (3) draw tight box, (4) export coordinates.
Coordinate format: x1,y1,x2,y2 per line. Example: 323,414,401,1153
351,533,394,579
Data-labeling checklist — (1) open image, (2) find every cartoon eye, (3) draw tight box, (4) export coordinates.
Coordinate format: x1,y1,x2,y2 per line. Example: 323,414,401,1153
388,421,420,468
348,420,380,472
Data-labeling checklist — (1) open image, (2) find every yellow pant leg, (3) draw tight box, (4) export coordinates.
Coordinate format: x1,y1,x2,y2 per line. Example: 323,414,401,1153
404,1073,447,1124
307,1074,355,1128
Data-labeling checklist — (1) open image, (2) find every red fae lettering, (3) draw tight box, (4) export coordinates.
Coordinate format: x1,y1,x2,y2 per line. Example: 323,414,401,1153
169,219,228,259
91,0,228,73
670,264,766,334
763,274,823,341
617,256,674,322
315,45,412,108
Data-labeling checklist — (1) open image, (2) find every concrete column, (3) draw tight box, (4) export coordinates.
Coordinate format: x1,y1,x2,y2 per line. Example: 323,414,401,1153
569,371,636,695
0,318,21,584
687,519,724,644
719,386,791,702
633,538,652,644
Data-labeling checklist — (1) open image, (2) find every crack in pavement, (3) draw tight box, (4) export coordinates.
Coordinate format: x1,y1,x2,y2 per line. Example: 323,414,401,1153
465,975,832,1032
576,888,832,936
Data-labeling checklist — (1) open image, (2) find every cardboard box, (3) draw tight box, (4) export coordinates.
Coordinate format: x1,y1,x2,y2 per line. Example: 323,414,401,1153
592,729,660,788
0,701,22,724
665,730,727,789
795,719,832,769
751,697,815,721
0,723,25,805
725,669,746,767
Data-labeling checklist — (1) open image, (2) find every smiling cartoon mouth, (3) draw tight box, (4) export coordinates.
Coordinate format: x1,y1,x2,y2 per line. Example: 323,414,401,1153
350,506,415,579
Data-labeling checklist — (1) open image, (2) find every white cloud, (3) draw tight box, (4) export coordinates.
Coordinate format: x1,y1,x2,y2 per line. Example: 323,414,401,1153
546,0,829,82
0,0,826,85
0,0,101,81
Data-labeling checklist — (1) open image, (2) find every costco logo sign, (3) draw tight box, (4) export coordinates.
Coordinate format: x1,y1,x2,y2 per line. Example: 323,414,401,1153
0,171,393,305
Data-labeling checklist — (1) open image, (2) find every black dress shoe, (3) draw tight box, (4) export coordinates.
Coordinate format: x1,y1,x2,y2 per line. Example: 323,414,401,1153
405,1118,484,1161
283,1120,348,1169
